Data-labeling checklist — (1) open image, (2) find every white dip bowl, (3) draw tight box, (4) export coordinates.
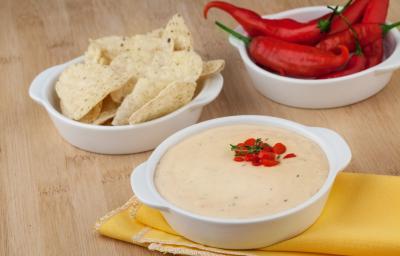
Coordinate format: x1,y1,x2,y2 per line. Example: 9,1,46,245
131,115,351,249
29,56,223,154
229,6,400,108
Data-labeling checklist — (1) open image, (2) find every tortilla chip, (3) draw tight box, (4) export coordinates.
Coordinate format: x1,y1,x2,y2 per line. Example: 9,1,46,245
86,34,174,65
87,36,134,63
110,51,154,80
55,63,130,120
112,78,169,125
84,41,109,65
145,50,202,83
200,60,225,78
130,34,174,53
59,100,102,123
93,96,119,125
147,28,164,38
128,81,196,124
79,101,103,123
110,79,136,103
162,14,193,51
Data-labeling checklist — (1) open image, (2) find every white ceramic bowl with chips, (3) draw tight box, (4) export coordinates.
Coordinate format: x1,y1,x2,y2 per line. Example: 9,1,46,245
29,56,224,154
229,6,400,108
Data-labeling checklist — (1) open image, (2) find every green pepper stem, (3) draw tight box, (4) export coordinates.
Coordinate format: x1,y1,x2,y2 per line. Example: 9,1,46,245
321,0,351,33
382,21,400,34
215,21,251,45
333,8,363,55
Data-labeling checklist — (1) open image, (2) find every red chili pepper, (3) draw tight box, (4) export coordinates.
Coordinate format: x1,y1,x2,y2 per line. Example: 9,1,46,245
319,53,366,79
329,0,370,35
362,0,389,68
363,41,384,68
283,153,297,159
362,0,389,24
216,21,349,78
204,1,336,44
316,22,400,52
272,143,286,155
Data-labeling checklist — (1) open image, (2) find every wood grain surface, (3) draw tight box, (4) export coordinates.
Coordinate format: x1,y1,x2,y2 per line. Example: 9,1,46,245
1,0,400,255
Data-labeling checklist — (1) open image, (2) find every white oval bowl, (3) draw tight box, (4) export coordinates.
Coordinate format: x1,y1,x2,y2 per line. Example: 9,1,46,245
131,115,351,249
29,56,223,154
229,6,400,108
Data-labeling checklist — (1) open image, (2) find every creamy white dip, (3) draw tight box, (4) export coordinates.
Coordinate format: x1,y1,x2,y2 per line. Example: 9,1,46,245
155,124,329,219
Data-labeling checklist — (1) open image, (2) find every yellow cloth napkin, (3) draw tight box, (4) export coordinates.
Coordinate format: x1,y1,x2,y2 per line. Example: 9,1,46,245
96,172,400,256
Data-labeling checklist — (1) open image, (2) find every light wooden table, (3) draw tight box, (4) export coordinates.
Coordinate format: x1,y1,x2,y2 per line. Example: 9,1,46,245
1,0,400,255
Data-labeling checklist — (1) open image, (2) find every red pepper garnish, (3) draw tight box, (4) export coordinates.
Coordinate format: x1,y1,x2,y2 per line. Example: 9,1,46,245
234,156,244,162
230,138,295,168
244,138,256,146
204,1,339,45
317,22,400,52
361,0,389,68
244,153,256,162
216,21,349,78
262,159,280,167
258,151,276,161
283,153,297,159
272,143,286,155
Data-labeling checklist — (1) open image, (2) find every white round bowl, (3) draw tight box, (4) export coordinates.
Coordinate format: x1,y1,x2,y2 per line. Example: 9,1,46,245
131,115,351,249
229,6,400,108
29,56,223,154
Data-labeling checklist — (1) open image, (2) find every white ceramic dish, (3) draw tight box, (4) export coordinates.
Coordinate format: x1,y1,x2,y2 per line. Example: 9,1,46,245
229,6,400,109
29,56,223,154
131,115,351,249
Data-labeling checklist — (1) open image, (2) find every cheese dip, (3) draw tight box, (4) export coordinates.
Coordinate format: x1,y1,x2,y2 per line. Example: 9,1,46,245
154,124,329,219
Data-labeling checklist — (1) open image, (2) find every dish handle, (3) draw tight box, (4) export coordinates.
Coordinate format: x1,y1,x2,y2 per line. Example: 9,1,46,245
188,74,223,110
29,65,60,105
309,127,352,173
374,45,400,75
131,162,169,212
29,56,84,106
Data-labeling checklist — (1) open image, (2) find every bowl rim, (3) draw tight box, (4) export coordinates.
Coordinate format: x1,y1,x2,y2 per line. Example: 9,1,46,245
229,5,400,84
33,56,224,131
142,115,351,224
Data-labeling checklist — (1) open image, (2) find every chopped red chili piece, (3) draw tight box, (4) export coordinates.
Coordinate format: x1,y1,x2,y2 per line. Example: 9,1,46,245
244,138,256,146
272,143,286,155
244,154,255,161
234,156,244,162
258,151,276,160
283,153,297,159
262,159,280,167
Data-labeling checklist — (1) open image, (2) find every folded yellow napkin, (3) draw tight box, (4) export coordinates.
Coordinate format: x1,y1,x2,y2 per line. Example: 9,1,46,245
96,172,400,256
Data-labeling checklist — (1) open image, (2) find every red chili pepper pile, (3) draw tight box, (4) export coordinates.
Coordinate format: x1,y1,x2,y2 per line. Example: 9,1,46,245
205,0,397,79
230,138,296,168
